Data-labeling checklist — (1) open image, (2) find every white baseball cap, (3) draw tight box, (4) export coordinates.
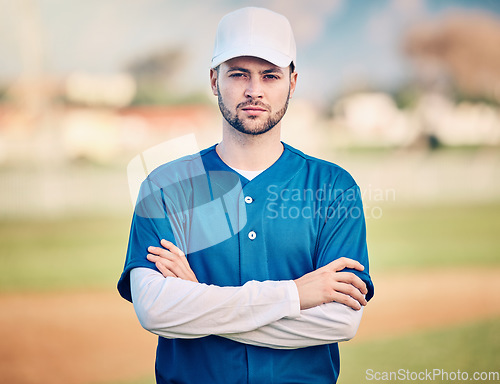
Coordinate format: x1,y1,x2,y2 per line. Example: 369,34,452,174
211,7,296,69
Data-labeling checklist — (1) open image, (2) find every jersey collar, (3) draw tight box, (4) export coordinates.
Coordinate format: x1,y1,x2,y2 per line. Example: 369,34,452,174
202,142,306,188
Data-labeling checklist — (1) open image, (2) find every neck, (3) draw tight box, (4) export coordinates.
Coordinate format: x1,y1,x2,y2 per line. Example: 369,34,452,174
216,121,284,171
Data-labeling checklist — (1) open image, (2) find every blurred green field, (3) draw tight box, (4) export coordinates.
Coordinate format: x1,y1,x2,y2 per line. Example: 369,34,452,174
1,203,499,291
367,203,500,272
339,317,500,384
0,215,131,292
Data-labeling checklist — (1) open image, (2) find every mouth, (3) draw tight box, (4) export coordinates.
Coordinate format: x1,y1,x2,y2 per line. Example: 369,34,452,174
240,105,268,116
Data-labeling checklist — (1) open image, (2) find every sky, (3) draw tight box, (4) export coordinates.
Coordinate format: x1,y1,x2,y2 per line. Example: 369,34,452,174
1,0,500,105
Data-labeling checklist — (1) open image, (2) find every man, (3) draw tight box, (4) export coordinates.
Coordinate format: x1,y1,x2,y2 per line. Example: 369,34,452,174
118,7,374,384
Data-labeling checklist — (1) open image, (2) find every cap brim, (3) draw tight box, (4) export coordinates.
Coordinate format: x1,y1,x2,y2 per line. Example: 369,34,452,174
211,45,294,69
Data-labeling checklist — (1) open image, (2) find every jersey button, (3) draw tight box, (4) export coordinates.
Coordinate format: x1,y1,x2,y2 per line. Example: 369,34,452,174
248,231,257,240
244,196,253,204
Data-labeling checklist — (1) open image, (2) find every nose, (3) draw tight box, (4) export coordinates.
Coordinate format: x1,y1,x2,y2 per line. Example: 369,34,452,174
244,78,264,99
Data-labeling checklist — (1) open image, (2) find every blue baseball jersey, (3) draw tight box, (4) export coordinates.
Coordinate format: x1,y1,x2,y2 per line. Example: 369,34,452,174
118,142,374,384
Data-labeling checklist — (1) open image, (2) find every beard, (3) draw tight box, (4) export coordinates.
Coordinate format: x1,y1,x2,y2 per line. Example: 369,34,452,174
217,84,290,136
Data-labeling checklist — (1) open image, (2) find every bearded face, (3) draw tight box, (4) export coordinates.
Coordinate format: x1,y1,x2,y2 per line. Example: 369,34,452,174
213,56,296,136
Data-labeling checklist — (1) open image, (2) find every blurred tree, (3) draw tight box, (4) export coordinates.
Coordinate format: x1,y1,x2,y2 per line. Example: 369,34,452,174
404,11,500,105
391,84,420,110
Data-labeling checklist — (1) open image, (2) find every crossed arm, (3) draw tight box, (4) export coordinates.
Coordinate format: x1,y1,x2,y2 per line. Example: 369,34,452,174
130,239,368,349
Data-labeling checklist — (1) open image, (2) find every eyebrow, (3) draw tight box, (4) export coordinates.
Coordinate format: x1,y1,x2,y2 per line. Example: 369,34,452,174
262,68,284,75
226,67,284,75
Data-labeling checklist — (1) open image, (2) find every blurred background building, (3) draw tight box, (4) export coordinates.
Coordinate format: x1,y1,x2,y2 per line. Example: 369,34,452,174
1,0,500,216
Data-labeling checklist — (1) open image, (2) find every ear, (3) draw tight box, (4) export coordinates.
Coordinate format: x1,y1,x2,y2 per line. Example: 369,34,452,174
289,71,298,99
210,68,218,96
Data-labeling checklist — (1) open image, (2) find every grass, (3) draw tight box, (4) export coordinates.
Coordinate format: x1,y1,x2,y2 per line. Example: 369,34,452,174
366,203,500,272
338,317,500,383
0,203,499,292
0,215,131,292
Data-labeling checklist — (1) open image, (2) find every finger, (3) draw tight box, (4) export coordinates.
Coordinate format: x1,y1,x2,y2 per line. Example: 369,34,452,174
148,253,180,272
149,253,197,282
147,253,160,263
148,253,177,265
148,246,165,256
161,239,185,257
148,247,180,263
160,239,191,270
328,257,365,273
148,245,182,259
148,246,189,270
335,272,368,295
150,241,190,274
333,281,367,306
331,291,363,310
156,261,177,278
154,256,187,278
148,245,198,282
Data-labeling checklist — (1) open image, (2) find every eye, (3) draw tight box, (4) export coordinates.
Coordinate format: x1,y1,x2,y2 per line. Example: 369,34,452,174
264,74,279,80
229,72,246,78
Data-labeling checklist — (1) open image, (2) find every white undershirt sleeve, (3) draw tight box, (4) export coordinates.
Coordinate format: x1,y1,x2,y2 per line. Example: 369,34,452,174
130,267,363,349
220,303,363,349
130,267,300,339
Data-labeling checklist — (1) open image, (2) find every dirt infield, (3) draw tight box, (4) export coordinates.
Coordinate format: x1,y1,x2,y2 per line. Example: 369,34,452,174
356,267,500,341
1,267,499,384
0,290,156,384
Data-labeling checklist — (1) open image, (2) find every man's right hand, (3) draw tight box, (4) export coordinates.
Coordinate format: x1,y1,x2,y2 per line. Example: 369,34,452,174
147,239,198,283
293,257,368,311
